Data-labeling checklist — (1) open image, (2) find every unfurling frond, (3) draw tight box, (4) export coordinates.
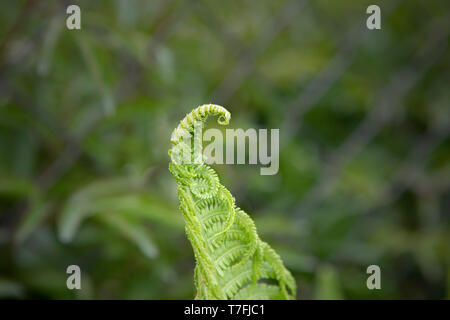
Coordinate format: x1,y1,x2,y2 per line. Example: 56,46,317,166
169,104,296,300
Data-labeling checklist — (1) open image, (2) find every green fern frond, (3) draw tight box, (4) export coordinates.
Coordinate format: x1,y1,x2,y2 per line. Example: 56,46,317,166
169,104,296,300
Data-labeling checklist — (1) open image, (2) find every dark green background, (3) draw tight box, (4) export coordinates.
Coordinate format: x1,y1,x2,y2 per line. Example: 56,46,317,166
0,0,449,299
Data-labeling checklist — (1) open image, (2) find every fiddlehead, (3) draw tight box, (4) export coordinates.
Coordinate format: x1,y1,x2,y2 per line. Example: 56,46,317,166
169,104,296,300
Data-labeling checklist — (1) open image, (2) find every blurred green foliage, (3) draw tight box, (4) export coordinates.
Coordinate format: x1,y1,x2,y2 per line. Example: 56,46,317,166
0,0,449,299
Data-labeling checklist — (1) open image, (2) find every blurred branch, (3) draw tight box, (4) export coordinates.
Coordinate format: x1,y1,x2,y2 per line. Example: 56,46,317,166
37,3,189,191
371,124,450,211
339,124,450,252
293,15,450,218
147,0,187,57
209,0,309,104
281,0,402,146
0,0,36,69
191,1,245,53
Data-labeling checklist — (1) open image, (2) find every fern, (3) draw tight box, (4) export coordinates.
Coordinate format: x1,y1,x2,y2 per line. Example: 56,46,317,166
169,104,296,300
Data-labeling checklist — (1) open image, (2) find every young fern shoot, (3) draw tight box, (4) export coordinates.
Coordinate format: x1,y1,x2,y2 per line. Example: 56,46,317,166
169,104,296,300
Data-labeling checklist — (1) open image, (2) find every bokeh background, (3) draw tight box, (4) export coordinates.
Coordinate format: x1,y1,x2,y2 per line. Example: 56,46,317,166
0,0,449,299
